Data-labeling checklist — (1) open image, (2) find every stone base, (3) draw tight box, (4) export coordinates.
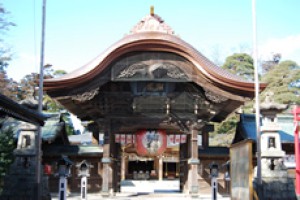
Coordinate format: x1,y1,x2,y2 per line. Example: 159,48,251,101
101,191,111,198
0,176,51,200
0,160,51,200
253,167,296,200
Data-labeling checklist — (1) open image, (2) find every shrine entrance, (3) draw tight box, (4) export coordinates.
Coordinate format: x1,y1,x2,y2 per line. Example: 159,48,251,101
128,160,155,180
124,152,180,181
107,128,199,194
115,130,185,192
44,10,263,197
116,131,182,193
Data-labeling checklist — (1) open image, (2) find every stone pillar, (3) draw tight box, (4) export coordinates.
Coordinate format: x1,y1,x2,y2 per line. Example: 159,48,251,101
158,156,163,181
101,122,113,197
188,125,199,196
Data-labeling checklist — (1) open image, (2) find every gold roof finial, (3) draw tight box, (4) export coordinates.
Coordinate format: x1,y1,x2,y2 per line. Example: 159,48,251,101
150,6,154,16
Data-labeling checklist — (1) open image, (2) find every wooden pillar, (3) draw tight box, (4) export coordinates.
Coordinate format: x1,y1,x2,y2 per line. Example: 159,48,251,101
101,121,113,197
113,142,120,193
188,125,199,196
121,154,126,181
180,136,189,193
158,156,163,181
203,124,214,148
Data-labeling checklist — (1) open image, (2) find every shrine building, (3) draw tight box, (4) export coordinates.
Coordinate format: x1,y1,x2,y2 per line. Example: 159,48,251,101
43,8,266,196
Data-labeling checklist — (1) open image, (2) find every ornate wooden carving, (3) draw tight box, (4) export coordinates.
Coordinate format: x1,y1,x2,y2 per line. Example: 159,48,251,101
111,52,192,82
204,89,228,103
71,88,99,102
117,62,188,80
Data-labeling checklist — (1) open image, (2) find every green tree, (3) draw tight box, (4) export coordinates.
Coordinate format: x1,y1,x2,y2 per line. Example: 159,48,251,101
261,60,300,105
0,127,16,190
18,66,67,105
222,53,254,81
213,53,254,143
18,72,39,100
214,113,239,135
212,53,300,146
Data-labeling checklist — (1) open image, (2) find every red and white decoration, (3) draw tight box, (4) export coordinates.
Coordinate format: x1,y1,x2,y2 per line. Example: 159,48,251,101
115,132,188,149
120,134,126,144
180,135,187,143
126,134,133,144
115,134,120,143
167,134,187,146
175,135,181,143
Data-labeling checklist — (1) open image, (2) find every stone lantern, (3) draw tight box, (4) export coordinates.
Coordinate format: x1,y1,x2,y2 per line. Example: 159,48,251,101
209,162,219,200
76,160,93,200
255,92,296,199
260,92,287,163
56,155,73,200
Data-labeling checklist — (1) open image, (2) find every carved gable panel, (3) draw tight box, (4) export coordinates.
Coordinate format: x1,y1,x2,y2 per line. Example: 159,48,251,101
111,52,192,82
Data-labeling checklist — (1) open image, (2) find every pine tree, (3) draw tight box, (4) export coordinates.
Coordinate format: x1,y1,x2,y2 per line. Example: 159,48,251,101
222,53,254,81
261,60,300,105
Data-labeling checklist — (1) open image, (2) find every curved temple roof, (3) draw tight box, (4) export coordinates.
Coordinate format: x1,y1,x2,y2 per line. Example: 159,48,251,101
44,12,266,98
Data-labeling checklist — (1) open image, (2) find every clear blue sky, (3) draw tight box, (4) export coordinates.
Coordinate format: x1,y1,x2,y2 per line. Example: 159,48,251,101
3,0,300,81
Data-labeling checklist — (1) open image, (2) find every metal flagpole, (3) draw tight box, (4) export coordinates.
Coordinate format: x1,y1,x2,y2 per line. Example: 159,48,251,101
36,0,47,199
252,0,262,185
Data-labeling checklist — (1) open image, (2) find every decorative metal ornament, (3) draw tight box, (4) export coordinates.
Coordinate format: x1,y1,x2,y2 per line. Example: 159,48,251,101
204,89,228,103
71,88,99,102
130,13,174,35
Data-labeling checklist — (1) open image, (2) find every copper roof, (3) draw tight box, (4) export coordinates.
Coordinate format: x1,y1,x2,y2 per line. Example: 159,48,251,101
44,13,266,97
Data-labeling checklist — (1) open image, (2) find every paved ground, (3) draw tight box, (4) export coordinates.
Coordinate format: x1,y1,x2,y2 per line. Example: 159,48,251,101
51,192,230,200
50,180,230,200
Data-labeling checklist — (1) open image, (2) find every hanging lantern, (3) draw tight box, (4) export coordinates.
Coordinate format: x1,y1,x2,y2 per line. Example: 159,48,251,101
136,130,167,156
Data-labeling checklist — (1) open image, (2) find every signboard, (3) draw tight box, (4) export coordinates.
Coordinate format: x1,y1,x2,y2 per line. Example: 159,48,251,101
136,130,167,156
230,140,253,200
